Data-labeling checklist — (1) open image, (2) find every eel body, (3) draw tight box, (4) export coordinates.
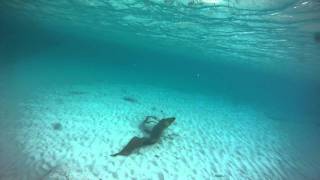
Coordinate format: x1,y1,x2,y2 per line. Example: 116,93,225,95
110,137,147,157
111,117,175,156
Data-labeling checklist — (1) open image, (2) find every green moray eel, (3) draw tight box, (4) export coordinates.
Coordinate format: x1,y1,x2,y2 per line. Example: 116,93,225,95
111,117,175,157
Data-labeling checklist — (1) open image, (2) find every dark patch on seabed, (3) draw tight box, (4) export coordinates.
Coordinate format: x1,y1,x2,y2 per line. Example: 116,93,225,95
52,122,63,131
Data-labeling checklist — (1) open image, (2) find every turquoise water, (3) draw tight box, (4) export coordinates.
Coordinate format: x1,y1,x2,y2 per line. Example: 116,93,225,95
0,0,320,179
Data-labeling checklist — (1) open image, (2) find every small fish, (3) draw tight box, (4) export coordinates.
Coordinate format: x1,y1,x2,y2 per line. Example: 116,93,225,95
123,96,138,103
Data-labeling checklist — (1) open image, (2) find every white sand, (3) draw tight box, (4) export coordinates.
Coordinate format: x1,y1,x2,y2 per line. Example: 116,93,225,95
0,83,319,180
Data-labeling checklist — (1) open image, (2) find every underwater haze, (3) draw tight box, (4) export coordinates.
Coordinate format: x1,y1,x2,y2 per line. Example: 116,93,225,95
0,0,320,179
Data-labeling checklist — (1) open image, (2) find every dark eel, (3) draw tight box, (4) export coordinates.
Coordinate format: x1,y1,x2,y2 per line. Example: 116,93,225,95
111,117,175,157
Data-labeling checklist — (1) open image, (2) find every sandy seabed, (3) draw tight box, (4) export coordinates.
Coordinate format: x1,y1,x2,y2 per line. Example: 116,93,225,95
0,83,319,180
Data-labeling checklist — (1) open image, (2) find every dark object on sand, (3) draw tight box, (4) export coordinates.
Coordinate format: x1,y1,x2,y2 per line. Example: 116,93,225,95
123,96,138,103
111,117,175,157
314,32,320,43
52,122,62,130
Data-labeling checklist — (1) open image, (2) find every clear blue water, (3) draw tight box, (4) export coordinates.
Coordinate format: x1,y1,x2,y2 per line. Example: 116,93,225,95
0,0,320,179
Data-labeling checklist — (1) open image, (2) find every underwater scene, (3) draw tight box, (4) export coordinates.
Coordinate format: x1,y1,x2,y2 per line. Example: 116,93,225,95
0,0,320,179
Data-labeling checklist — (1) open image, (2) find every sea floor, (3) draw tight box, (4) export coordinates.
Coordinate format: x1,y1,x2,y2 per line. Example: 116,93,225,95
0,82,320,180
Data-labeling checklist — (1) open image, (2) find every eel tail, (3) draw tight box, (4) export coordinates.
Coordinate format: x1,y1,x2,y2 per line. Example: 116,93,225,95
110,153,119,157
